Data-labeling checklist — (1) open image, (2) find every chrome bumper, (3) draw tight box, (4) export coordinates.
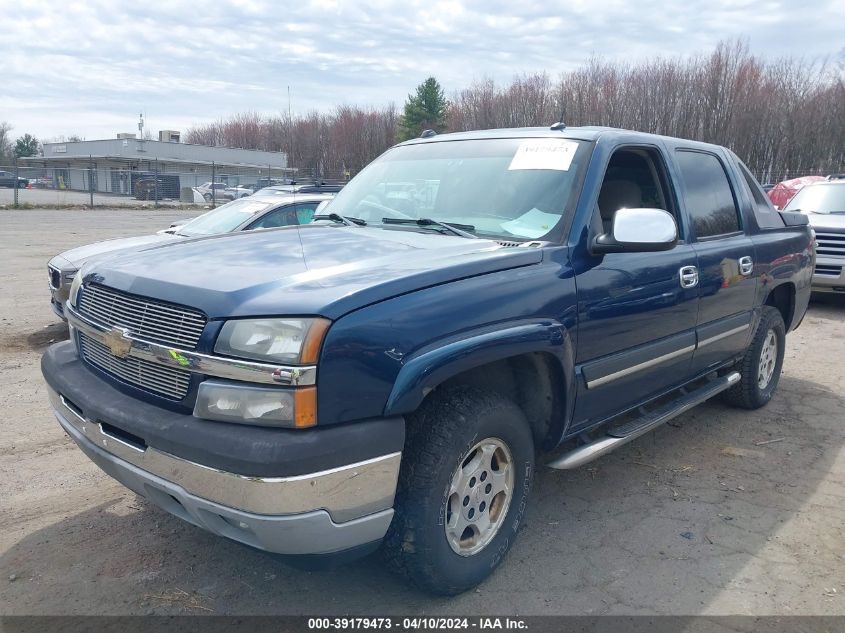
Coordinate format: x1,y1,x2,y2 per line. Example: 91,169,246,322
49,386,400,554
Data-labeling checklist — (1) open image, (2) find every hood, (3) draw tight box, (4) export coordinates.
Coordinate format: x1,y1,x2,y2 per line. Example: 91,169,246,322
806,212,845,231
53,233,179,270
84,224,542,319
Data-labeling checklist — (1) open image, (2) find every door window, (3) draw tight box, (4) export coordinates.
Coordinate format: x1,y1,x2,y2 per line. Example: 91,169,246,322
248,202,318,229
595,147,677,235
676,151,741,238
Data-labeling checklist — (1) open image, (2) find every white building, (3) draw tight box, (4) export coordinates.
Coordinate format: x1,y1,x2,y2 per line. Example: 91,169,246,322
23,133,290,196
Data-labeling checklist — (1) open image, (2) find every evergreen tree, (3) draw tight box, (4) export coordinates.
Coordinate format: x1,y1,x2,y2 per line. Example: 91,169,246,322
14,133,40,158
397,77,449,141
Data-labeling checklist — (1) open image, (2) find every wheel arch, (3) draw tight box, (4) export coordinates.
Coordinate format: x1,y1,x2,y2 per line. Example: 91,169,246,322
384,320,575,449
762,281,796,331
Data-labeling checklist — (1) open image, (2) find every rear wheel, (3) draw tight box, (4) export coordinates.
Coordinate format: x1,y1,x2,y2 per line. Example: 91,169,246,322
723,306,786,409
382,386,534,595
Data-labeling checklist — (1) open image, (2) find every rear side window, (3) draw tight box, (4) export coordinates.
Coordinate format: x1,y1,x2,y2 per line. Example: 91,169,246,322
735,158,785,229
676,150,741,239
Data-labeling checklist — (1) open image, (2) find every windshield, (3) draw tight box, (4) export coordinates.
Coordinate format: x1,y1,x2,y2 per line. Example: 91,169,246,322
324,137,590,240
785,184,845,215
177,198,277,236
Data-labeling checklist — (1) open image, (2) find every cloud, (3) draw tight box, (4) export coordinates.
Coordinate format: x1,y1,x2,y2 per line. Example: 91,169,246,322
0,0,841,141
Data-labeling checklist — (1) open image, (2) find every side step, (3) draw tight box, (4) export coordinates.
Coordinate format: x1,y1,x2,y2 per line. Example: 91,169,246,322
547,371,741,470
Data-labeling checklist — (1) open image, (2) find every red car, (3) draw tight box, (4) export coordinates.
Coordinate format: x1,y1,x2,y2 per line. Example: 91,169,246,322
767,175,826,209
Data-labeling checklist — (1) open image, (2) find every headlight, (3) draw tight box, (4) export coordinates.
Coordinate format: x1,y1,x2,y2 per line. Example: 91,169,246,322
194,381,316,428
214,318,330,365
68,271,83,307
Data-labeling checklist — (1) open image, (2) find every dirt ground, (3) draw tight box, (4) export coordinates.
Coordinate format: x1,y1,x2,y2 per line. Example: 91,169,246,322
1,208,843,616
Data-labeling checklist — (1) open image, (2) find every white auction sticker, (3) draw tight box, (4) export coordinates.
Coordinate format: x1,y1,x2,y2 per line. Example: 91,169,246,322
508,138,579,171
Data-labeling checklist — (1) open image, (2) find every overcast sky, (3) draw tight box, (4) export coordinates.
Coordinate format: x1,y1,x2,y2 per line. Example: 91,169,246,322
2,0,843,141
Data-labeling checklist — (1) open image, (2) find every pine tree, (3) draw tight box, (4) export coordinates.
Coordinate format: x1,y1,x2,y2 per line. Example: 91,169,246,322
397,77,449,141
14,133,40,158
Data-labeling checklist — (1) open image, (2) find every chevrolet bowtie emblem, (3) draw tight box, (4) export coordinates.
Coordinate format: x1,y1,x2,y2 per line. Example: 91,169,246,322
103,327,133,358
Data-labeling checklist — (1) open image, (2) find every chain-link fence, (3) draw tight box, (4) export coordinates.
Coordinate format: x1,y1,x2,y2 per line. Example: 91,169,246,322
3,156,838,209
0,159,349,208
747,166,838,187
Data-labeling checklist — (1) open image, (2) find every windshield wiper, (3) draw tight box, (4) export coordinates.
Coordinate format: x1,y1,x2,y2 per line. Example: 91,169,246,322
313,213,367,226
381,217,477,238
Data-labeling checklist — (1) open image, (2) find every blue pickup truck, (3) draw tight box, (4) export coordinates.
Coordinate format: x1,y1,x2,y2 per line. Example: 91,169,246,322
41,126,813,594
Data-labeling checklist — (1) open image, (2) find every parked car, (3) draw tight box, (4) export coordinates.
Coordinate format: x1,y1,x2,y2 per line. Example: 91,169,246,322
196,182,228,202
46,193,335,319
251,176,287,191
41,126,812,595
133,174,181,200
0,170,28,188
767,175,826,209
222,185,253,200
783,179,845,293
262,182,345,195
28,175,53,189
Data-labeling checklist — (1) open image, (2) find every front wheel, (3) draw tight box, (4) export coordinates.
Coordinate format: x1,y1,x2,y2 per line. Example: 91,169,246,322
382,387,534,595
723,306,786,409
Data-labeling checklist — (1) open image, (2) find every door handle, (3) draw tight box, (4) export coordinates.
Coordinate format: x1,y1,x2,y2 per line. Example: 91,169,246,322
679,265,698,289
738,256,754,276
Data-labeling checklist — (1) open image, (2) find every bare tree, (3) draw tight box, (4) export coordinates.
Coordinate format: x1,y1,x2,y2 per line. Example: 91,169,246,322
0,122,12,164
185,39,844,181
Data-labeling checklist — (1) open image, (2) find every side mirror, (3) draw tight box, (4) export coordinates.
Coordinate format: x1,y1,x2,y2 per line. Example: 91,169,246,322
592,208,678,254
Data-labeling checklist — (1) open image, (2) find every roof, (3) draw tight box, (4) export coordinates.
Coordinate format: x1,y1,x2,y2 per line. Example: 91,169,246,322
24,137,288,169
397,125,725,151
249,191,335,202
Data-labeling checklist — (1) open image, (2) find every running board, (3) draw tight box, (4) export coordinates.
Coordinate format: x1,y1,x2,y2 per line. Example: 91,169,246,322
547,371,741,470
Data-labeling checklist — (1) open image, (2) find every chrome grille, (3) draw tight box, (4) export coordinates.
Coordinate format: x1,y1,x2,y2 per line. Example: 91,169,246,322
814,264,842,277
79,331,190,399
815,232,845,258
78,284,206,349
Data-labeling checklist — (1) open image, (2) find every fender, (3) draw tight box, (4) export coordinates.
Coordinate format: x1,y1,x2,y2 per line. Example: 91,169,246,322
384,319,577,443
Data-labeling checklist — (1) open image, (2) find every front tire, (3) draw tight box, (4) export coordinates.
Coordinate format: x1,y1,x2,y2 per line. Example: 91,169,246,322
383,386,534,595
723,306,786,409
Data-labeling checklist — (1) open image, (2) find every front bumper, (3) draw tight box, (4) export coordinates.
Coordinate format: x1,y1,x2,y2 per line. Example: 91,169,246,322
42,342,405,555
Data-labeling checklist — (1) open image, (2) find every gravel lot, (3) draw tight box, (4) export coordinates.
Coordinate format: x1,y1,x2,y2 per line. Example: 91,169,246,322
1,208,843,616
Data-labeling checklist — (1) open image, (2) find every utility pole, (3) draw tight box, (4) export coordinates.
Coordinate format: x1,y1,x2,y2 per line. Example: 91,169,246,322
13,157,19,208
89,155,94,208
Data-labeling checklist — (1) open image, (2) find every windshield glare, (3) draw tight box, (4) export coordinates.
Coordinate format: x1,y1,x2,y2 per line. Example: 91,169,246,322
785,184,845,215
177,198,276,236
325,138,589,240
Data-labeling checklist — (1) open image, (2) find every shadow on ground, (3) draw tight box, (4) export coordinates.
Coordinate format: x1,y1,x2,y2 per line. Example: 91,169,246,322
0,322,69,354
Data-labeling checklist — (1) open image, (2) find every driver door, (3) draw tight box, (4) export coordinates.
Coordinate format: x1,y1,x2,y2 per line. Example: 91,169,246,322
570,145,699,431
